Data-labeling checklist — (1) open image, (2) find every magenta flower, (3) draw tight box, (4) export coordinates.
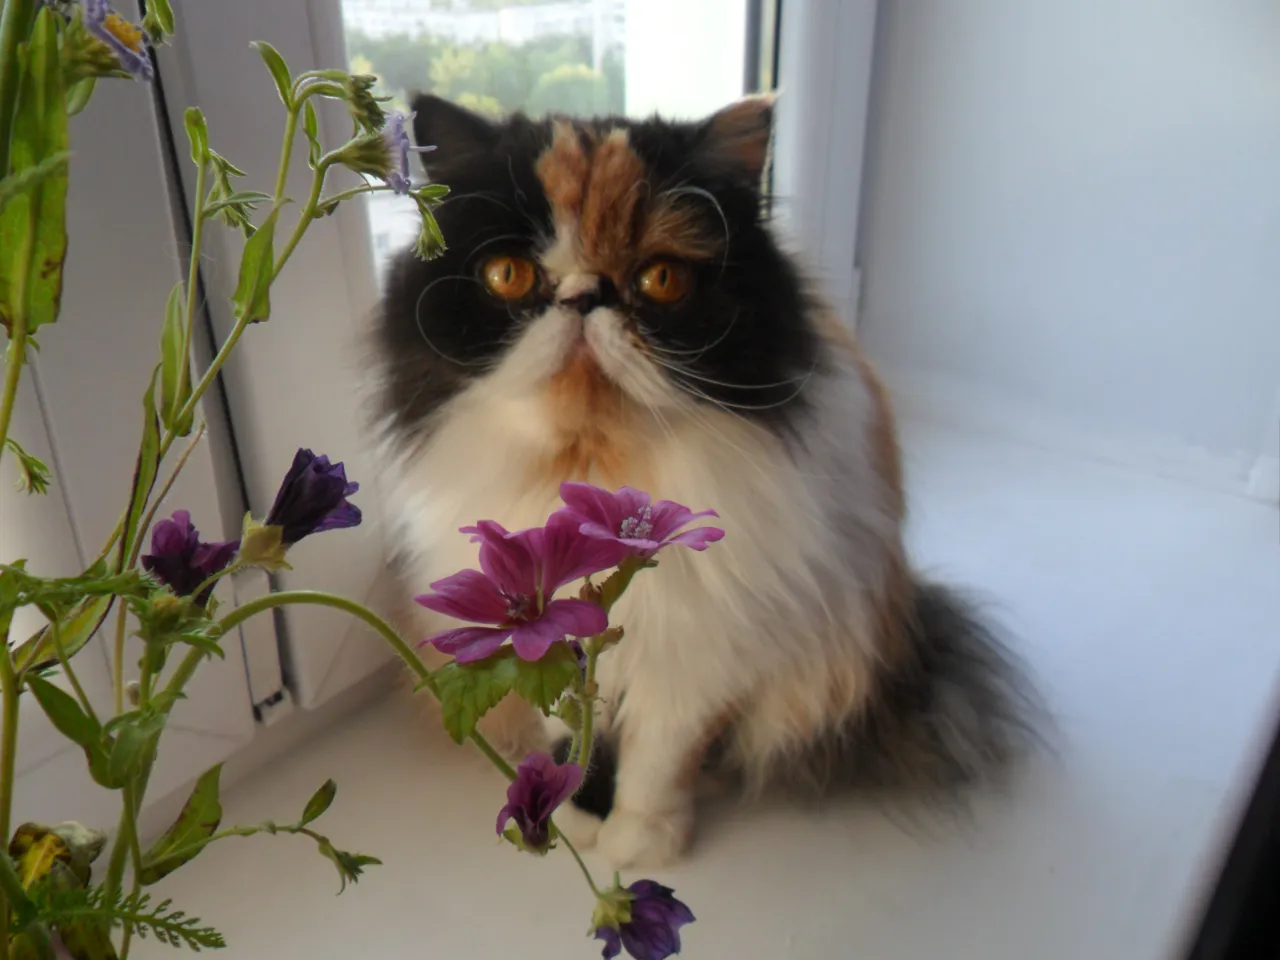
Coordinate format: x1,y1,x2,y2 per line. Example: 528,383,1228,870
595,881,696,960
265,449,361,545
416,513,618,663
141,510,238,606
82,0,154,82
496,752,583,854
558,483,724,557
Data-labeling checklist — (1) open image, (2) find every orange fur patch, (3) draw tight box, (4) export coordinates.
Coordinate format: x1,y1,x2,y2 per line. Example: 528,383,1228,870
542,346,633,485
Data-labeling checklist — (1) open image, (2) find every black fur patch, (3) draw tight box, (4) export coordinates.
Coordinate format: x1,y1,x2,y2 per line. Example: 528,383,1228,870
553,735,617,820
373,96,820,444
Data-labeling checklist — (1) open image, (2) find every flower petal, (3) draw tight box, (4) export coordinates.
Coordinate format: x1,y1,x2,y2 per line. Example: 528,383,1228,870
664,525,725,551
594,926,622,960
415,569,508,623
541,512,628,591
540,598,608,639
646,500,718,542
420,626,509,663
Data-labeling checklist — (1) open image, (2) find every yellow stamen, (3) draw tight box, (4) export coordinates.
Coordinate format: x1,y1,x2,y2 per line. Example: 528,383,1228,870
104,13,144,53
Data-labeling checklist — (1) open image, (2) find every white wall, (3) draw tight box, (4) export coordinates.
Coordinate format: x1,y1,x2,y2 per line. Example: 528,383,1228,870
857,0,1280,478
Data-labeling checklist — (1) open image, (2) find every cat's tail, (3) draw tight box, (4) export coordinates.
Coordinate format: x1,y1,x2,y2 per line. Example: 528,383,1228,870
783,576,1042,797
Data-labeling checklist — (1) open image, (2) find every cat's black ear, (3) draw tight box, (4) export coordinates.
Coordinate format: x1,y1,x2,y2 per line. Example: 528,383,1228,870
698,93,776,188
410,93,499,172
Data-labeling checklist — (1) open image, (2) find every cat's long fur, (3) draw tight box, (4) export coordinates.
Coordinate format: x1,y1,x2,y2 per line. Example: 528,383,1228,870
371,94,1034,868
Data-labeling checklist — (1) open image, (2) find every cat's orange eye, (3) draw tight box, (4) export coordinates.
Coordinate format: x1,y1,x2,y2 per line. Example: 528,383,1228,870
636,260,693,305
482,256,538,301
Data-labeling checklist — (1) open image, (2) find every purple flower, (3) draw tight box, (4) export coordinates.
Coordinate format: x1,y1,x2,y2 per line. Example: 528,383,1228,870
595,881,696,960
82,0,153,81
141,510,238,606
495,752,583,853
416,513,618,663
264,449,361,545
381,111,436,195
558,483,725,558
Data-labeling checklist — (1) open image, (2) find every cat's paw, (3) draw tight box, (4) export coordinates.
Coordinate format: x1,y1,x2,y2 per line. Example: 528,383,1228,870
595,807,694,869
554,803,604,850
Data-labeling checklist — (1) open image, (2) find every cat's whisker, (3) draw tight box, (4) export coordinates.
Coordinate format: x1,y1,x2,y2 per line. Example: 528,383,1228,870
638,308,742,362
412,274,500,368
646,352,814,394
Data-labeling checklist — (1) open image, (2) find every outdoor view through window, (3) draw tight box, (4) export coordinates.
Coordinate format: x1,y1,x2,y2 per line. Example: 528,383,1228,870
340,0,752,280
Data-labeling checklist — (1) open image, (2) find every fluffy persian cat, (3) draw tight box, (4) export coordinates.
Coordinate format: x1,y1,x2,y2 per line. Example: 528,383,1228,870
371,93,1033,869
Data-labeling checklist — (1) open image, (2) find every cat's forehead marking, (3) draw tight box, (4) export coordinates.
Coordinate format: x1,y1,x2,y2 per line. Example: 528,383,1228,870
535,122,647,280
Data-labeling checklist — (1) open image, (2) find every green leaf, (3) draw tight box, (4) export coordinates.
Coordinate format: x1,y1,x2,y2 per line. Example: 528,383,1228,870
141,0,176,40
25,675,99,749
315,837,381,894
0,9,70,335
9,822,108,887
229,207,277,323
300,779,337,826
431,650,521,744
510,643,579,715
0,151,70,212
183,107,208,166
157,281,191,436
414,183,450,202
65,76,96,116
201,190,272,216
105,710,165,786
13,595,113,675
31,887,223,952
139,764,223,885
118,374,162,567
3,437,51,494
303,100,321,168
12,830,70,889
250,41,293,108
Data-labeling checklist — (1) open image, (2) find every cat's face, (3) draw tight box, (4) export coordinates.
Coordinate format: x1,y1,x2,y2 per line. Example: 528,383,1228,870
376,95,818,456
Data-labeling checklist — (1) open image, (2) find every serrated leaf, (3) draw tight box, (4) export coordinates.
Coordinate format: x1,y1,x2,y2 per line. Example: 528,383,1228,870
158,281,191,435
300,779,337,826
118,374,162,567
315,838,380,894
0,9,69,335
510,643,579,715
432,651,520,744
303,100,321,168
183,107,207,165
250,41,293,108
13,595,112,675
25,675,99,749
139,764,223,885
230,207,277,322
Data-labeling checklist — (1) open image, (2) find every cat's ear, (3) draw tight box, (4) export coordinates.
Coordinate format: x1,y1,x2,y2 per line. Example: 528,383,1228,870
410,93,499,172
699,93,776,188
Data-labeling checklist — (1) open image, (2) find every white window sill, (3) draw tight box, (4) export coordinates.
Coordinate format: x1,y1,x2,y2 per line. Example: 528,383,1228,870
134,416,1280,959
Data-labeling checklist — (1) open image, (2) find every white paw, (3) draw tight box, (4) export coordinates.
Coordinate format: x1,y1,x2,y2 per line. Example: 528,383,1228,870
553,803,604,850
595,807,694,869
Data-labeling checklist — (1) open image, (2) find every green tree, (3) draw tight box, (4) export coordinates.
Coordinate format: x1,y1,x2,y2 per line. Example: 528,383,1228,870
526,63,609,117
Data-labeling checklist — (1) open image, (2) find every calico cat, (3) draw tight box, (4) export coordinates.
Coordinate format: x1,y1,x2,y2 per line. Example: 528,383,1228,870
371,93,1034,869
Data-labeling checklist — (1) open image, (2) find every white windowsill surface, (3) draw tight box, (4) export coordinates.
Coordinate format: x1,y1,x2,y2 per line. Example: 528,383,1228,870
136,415,1280,960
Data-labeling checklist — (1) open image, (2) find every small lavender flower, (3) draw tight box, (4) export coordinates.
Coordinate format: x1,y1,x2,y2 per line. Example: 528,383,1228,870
594,881,696,960
141,510,238,606
495,752,583,854
82,0,153,82
264,449,361,545
381,111,436,195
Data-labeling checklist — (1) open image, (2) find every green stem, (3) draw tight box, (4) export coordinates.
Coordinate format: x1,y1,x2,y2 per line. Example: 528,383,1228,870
49,615,98,725
271,160,328,280
111,600,128,716
0,0,35,184
0,646,21,960
316,182,393,208
175,157,209,419
124,421,206,572
0,203,35,471
557,829,601,898
212,591,518,781
272,108,298,204
572,641,601,771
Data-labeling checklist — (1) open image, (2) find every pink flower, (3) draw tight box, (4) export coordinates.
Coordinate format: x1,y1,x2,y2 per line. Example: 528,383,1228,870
416,513,620,663
558,483,725,558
